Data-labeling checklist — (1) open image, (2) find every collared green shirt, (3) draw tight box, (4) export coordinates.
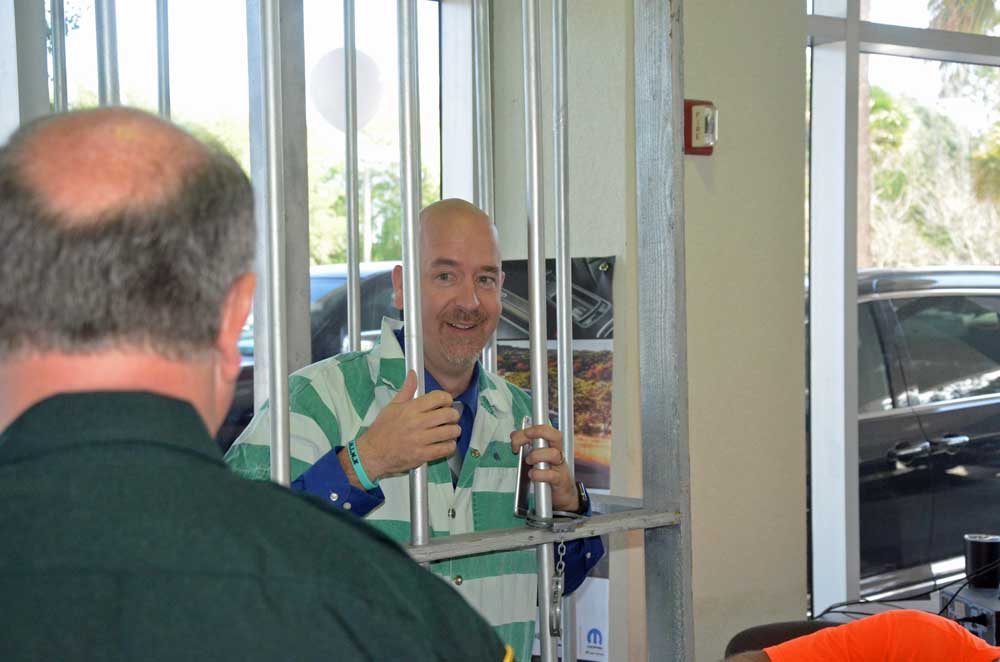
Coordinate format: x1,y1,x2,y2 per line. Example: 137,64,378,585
0,391,507,662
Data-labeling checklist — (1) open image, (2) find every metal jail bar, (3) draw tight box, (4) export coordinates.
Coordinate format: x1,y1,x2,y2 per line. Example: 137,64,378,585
50,0,68,112
551,0,576,656
344,0,362,353
473,0,498,374
94,0,118,106
397,0,430,549
156,0,171,118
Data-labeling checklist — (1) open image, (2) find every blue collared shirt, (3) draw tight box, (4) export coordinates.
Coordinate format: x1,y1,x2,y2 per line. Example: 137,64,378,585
291,332,603,593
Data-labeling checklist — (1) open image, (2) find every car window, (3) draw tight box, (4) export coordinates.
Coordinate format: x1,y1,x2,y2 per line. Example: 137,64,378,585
893,295,1000,405
310,276,347,303
859,303,892,414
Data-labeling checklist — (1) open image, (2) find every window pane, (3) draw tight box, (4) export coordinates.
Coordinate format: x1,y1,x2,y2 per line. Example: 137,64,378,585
893,295,1000,403
865,1,1000,36
304,0,441,269
858,53,1000,268
859,303,892,413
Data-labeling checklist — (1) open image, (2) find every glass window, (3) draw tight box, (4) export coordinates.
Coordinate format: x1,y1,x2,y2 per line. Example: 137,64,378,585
858,54,1000,268
864,1,1000,36
893,295,1000,404
859,303,893,413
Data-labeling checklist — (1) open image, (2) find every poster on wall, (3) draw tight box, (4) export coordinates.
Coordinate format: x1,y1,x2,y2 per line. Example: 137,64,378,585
495,257,614,662
496,256,614,491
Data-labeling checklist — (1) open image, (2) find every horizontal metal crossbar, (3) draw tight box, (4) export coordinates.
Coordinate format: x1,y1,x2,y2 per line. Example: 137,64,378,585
404,507,681,564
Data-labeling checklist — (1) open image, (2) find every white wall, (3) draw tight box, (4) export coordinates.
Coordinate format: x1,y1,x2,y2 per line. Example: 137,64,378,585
490,1,807,659
683,2,808,659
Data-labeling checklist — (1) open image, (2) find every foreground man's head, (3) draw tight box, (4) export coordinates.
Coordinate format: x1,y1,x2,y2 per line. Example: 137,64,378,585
0,107,256,432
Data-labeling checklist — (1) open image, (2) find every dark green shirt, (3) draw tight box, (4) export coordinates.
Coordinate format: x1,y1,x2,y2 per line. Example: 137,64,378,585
0,391,506,661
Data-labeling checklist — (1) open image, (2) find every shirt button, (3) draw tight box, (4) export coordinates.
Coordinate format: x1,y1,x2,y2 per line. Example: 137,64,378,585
585,552,592,559
343,502,352,511
329,492,339,502
470,449,480,459
448,508,456,519
453,575,463,586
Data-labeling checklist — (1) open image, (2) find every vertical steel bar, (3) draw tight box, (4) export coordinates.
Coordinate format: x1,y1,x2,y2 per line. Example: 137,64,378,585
551,0,576,655
156,0,171,118
94,0,119,106
260,0,290,487
344,0,361,352
50,0,68,112
522,0,556,659
398,0,429,547
473,0,498,373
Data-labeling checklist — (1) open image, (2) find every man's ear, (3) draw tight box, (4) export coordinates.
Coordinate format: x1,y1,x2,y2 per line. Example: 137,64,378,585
391,264,404,310
216,272,256,383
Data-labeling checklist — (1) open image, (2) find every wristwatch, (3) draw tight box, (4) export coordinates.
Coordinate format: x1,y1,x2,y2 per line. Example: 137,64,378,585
573,480,590,515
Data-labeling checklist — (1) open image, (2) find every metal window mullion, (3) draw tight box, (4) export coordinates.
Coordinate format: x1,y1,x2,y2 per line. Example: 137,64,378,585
156,0,171,118
634,0,693,659
94,0,119,106
809,0,861,615
521,0,556,659
398,0,429,548
50,0,68,112
345,0,361,352
473,0,498,374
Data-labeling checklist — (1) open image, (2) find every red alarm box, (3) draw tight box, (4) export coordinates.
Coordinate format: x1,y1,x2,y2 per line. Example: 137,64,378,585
684,99,718,156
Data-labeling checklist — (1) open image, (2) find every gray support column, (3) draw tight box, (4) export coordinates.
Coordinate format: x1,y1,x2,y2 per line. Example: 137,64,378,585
344,0,361,352
398,0,430,548
634,1,693,660
0,0,49,142
50,0,68,112
94,0,119,106
246,0,311,485
156,0,171,118
810,0,861,615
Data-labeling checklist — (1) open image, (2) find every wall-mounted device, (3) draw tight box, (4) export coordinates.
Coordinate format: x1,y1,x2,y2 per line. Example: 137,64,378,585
684,99,718,156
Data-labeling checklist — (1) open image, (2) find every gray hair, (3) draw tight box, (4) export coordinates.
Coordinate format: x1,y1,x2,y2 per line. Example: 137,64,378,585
0,117,255,359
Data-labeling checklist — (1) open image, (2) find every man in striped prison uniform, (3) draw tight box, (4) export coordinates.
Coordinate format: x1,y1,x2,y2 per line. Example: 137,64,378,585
226,199,604,661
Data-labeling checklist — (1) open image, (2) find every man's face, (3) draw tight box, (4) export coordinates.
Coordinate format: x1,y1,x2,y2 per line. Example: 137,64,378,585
393,210,503,381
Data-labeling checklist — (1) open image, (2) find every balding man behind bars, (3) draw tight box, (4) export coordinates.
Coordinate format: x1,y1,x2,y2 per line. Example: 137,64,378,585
0,108,509,662
226,198,605,661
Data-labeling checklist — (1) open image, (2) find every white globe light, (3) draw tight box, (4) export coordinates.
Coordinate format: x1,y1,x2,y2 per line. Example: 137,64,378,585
310,48,383,132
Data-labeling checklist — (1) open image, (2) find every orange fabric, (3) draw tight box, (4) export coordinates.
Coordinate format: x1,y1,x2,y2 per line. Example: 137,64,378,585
764,610,1000,662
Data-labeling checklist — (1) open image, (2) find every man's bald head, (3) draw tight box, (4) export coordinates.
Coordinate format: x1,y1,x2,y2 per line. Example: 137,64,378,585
11,107,209,224
0,107,255,359
419,198,499,261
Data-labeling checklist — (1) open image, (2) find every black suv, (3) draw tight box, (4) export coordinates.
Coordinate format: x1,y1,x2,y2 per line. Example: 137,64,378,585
855,268,1000,594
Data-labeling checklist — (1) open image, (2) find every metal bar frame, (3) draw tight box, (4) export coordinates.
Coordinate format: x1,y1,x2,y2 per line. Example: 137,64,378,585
258,0,290,487
94,0,119,106
50,0,68,112
473,0,498,374
635,1,693,658
156,0,171,118
344,0,362,352
520,0,557,658
398,0,430,548
551,0,576,656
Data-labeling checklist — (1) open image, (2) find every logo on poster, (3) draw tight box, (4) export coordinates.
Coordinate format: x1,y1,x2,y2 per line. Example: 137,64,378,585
586,627,604,647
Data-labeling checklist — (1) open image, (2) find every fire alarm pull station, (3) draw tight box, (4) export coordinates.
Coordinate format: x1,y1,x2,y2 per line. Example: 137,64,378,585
684,99,717,155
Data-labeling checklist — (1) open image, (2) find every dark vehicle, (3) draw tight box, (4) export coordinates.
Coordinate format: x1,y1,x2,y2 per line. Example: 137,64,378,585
217,264,398,450
854,268,1000,595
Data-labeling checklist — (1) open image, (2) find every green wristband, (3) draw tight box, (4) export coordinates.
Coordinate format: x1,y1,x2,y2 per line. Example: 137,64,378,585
347,438,378,491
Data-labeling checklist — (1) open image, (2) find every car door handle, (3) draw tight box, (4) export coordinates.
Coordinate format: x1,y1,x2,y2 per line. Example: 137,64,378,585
888,440,931,462
930,435,971,454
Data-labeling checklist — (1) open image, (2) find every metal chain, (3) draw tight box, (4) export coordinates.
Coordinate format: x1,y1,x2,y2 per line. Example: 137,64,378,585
549,538,568,637
556,539,567,578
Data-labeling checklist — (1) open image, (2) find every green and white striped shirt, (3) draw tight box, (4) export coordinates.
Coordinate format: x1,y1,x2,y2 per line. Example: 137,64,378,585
225,318,538,661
